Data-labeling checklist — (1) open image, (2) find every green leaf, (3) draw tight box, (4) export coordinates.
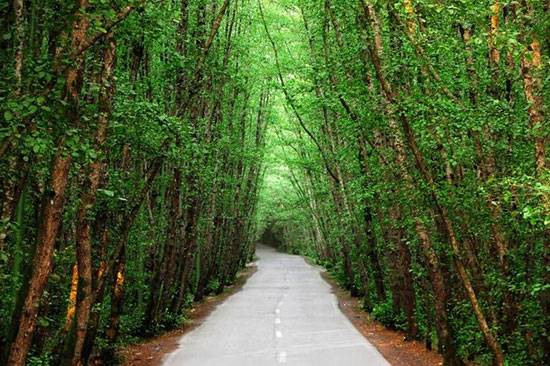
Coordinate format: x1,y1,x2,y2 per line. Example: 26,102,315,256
98,189,115,197
37,317,50,328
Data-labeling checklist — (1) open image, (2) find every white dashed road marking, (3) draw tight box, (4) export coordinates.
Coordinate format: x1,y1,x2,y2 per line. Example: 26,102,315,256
162,245,391,366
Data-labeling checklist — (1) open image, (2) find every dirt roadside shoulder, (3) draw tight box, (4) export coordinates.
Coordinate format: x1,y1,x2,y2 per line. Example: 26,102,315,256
118,264,258,366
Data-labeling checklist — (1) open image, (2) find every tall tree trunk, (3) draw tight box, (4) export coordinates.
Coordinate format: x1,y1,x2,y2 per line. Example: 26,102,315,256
102,247,126,362
13,0,25,95
71,32,116,366
153,168,182,323
360,2,504,364
0,0,26,251
171,180,201,313
7,152,72,366
520,37,546,174
64,264,79,332
7,2,90,360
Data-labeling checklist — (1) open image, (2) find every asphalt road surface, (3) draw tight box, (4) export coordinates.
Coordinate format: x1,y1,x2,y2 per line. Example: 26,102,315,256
163,245,390,366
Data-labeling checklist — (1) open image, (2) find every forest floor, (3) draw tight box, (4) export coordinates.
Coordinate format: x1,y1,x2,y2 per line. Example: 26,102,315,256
118,263,258,366
319,269,443,366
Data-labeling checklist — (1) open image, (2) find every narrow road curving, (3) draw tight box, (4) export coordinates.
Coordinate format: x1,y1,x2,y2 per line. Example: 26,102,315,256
162,245,390,366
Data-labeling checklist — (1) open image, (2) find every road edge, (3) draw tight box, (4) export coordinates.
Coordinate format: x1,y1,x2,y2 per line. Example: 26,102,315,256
307,257,443,366
118,263,258,366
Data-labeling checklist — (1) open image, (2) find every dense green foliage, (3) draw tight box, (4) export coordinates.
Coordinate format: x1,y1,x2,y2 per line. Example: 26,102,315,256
1,0,270,364
257,1,549,365
0,0,548,365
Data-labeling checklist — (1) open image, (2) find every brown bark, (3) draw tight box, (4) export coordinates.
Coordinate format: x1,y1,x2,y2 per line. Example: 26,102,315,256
166,2,232,311
361,2,504,364
461,23,521,334
69,3,138,62
7,152,72,366
162,0,233,308
357,6,418,335
171,179,201,313
7,2,90,362
319,103,356,291
300,8,341,264
13,0,24,95
383,120,451,349
317,3,388,301
79,145,163,363
64,264,79,332
174,0,190,111
81,218,109,363
354,134,386,301
0,159,18,251
385,112,419,339
489,1,501,65
146,167,182,325
336,85,386,299
0,0,30,250
102,247,126,361
521,38,546,174
177,0,231,116
387,204,418,339
71,32,116,366
196,182,219,301
414,222,460,365
0,1,137,163
92,150,165,310
518,7,549,360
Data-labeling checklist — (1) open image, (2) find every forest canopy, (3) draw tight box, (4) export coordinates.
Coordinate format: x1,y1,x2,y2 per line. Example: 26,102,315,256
0,0,548,365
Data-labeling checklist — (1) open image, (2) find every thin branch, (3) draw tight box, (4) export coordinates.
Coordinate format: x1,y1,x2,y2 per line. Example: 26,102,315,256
258,0,339,183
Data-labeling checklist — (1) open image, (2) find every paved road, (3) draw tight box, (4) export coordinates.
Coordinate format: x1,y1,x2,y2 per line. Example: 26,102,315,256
163,245,390,366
